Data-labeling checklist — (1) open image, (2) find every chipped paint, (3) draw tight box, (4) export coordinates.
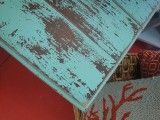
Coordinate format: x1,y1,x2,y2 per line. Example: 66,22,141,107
0,0,159,111
49,0,137,56
0,22,7,28
0,1,5,5
9,29,18,37
23,2,40,10
113,0,160,25
43,18,82,53
29,44,49,56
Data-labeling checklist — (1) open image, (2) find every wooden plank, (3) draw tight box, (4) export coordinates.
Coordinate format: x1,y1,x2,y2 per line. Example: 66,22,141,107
113,0,160,25
47,0,139,55
0,0,159,111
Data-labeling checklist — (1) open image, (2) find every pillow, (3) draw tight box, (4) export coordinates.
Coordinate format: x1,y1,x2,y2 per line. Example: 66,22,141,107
110,53,140,81
139,50,160,78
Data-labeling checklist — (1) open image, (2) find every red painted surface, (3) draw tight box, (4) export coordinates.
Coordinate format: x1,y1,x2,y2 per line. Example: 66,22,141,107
0,50,74,120
0,40,158,120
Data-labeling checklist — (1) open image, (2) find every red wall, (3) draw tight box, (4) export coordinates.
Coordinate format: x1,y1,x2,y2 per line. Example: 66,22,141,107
0,49,74,120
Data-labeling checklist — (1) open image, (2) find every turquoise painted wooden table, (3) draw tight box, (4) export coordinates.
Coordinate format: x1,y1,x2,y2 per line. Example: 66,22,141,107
0,0,160,111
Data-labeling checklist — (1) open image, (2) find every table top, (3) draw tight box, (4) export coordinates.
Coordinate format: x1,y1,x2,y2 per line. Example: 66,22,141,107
0,0,160,111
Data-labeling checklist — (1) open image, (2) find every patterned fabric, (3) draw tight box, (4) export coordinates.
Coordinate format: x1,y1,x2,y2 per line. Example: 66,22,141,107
139,50,160,78
110,53,140,81
74,77,160,120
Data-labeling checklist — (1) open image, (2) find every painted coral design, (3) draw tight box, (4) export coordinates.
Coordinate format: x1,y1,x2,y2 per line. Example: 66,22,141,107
84,83,147,120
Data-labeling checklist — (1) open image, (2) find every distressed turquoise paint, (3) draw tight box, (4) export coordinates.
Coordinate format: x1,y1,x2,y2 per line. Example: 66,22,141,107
113,0,160,25
0,0,159,111
49,0,139,55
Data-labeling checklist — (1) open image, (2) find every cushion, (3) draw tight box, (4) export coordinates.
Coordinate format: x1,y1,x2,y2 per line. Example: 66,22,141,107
110,53,140,81
139,50,160,78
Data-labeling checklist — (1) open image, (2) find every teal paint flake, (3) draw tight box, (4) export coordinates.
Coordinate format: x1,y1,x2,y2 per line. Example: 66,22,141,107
0,0,159,111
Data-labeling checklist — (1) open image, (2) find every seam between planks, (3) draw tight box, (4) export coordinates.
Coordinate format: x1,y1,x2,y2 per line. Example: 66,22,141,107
112,0,142,27
48,2,114,58
48,0,141,57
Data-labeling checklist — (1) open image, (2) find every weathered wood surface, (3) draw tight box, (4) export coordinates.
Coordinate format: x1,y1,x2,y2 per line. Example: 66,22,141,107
0,0,159,111
114,0,160,25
